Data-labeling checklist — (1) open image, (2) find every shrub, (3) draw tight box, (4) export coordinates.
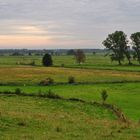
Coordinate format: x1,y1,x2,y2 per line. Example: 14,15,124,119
68,76,75,84
39,78,54,86
16,61,35,66
101,90,108,104
15,88,22,95
38,91,47,98
61,64,65,67
1,90,11,94
56,126,62,132
17,121,26,126
38,89,42,94
47,90,61,99
30,61,35,66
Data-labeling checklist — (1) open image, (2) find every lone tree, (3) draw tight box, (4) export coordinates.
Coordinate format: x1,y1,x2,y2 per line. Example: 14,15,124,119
131,32,140,64
101,90,108,104
103,31,131,65
75,49,86,64
42,53,53,66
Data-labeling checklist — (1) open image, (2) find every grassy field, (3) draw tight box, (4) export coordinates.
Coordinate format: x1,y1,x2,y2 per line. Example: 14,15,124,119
0,66,140,85
1,95,140,140
0,54,140,139
0,55,140,71
0,83,140,120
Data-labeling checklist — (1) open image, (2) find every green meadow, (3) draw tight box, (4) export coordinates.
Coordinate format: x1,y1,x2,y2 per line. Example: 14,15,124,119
0,55,140,71
0,54,140,139
0,83,140,120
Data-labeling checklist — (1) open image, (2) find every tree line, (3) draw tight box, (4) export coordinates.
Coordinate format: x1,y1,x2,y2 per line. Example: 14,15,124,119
42,31,140,66
103,31,140,65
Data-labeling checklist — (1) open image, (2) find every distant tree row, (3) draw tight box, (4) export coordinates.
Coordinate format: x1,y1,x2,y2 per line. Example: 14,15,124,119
103,31,140,65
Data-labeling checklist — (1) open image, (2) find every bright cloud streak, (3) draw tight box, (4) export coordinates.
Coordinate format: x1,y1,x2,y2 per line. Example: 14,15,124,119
16,25,46,35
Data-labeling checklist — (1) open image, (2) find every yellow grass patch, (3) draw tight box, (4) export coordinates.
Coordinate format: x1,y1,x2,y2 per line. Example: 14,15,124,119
0,66,139,84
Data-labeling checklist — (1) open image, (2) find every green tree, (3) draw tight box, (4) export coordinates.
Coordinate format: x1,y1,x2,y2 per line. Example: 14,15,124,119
42,53,53,66
75,49,86,64
131,32,140,64
103,31,131,65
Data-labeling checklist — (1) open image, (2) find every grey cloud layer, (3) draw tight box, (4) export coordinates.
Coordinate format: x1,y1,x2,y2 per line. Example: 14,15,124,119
0,0,140,48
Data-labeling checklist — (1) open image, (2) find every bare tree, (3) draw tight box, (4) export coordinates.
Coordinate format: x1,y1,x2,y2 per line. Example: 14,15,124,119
75,49,86,64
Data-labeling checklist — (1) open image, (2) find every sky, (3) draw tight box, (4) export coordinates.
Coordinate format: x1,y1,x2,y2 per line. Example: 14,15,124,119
0,0,140,49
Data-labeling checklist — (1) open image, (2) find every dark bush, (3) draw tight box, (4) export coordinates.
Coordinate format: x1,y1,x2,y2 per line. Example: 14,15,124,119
38,92,47,98
17,121,26,127
0,90,11,94
47,90,62,99
30,61,35,66
39,78,54,86
15,88,22,95
61,64,65,67
56,126,62,132
68,76,75,84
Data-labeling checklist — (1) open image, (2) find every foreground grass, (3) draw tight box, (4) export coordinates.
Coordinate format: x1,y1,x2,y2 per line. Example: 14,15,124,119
0,95,140,140
0,66,140,85
0,83,140,120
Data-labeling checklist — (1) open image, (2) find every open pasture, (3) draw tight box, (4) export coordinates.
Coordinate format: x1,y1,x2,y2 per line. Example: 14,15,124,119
0,83,140,120
0,55,140,72
0,66,139,85
0,94,140,139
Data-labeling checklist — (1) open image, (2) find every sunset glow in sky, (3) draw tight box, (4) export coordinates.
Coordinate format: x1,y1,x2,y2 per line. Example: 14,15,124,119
0,0,140,49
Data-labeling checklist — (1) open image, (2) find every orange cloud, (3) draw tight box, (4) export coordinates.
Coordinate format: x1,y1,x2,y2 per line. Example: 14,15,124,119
0,35,52,47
